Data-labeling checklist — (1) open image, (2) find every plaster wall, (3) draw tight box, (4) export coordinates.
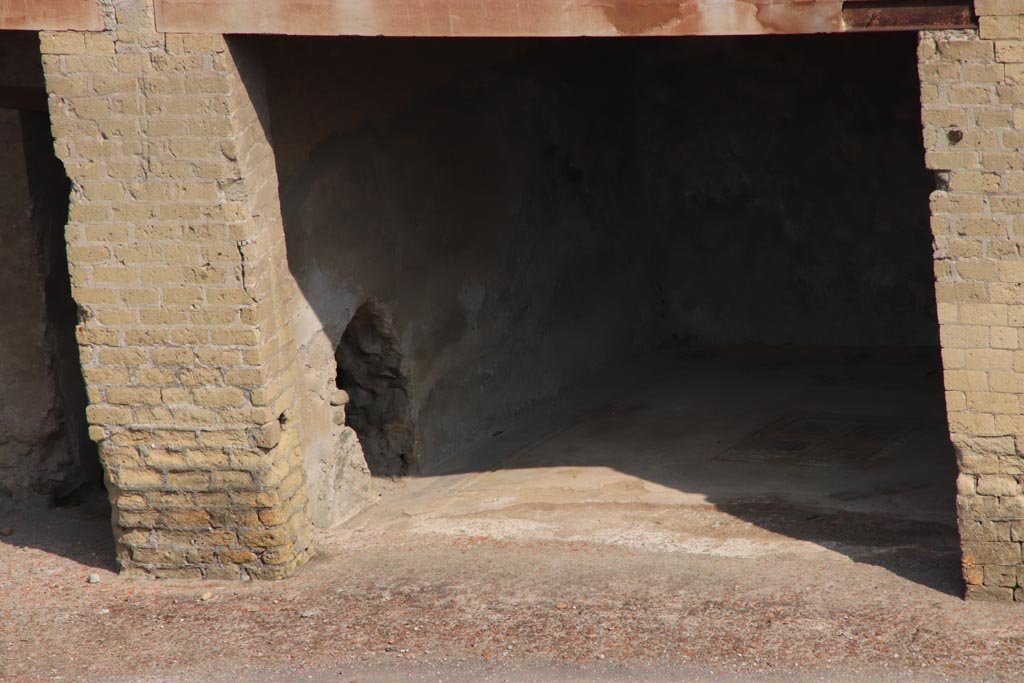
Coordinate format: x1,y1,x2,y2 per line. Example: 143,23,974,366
250,33,939,495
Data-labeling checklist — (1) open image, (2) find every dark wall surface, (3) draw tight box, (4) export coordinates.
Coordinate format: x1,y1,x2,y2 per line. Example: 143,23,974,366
254,33,937,472
0,32,94,502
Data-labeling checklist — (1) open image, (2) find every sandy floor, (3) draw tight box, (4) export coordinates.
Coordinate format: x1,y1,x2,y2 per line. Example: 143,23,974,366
3,348,1024,682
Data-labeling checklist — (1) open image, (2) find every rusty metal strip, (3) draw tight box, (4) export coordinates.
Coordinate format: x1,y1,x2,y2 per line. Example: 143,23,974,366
0,0,102,31
841,0,974,30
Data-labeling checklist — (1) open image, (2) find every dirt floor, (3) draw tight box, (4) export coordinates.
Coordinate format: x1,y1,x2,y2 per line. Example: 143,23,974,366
3,348,1024,682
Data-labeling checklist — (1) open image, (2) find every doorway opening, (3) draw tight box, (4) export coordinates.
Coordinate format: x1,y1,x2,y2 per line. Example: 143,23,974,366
0,31,109,568
247,31,958,591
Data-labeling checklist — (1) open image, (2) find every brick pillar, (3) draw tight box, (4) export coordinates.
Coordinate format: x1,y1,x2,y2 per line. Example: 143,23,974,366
41,0,311,579
920,11,1024,600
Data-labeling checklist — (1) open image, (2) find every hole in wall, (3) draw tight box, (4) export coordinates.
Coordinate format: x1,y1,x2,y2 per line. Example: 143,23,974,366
335,300,418,477
0,27,113,570
20,110,102,507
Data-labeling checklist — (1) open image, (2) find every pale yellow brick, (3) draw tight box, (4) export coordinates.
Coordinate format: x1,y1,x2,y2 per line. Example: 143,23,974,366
108,387,163,406
119,288,160,305
114,246,160,263
151,347,194,366
937,282,991,305
960,304,1008,325
82,33,115,55
86,405,133,425
193,387,247,408
988,370,1024,392
966,348,1014,369
162,286,203,305
1000,261,1024,282
976,0,1024,14
958,260,1000,281
947,390,969,412
77,328,119,346
84,224,132,242
996,40,1024,63
946,370,990,391
967,391,1020,413
938,39,995,62
139,309,189,325
83,367,130,385
92,266,138,284
990,194,1024,212
950,411,998,436
211,329,260,346
981,16,1024,40
39,32,87,55
976,475,1022,496
982,151,1024,170
114,468,164,491
949,171,1002,192
976,109,1011,129
947,238,985,258
922,62,960,82
161,388,191,404
135,368,177,385
992,326,1021,349
941,325,991,348
168,329,210,345
191,310,236,325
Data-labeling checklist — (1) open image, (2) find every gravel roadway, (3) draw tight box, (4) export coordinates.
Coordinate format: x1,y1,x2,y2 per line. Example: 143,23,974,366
3,488,1024,683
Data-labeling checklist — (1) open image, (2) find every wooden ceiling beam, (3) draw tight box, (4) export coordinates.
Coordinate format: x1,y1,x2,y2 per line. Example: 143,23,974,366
0,0,102,31
155,0,973,37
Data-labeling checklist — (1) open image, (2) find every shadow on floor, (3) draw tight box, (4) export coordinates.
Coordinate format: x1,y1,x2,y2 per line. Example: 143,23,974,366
0,483,116,572
413,346,963,598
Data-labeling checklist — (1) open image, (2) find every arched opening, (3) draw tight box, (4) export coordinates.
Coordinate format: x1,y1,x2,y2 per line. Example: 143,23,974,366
335,301,418,477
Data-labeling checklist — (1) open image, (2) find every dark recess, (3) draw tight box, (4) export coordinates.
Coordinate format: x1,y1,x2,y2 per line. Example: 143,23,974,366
20,111,101,504
335,301,418,477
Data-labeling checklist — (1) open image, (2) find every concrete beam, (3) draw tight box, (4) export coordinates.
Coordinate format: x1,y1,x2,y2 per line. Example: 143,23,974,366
155,0,865,37
156,0,974,36
0,0,102,31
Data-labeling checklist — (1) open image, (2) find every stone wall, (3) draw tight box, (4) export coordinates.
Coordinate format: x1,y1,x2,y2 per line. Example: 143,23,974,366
40,0,312,578
920,10,1024,601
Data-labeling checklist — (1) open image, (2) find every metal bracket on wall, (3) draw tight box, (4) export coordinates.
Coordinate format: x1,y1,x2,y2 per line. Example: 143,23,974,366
842,0,975,30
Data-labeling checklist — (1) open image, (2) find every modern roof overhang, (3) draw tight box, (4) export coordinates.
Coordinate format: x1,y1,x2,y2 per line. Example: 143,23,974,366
0,0,102,31
155,0,974,37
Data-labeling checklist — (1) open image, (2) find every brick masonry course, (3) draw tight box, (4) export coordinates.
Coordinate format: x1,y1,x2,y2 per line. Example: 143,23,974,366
40,0,312,579
922,16,1024,601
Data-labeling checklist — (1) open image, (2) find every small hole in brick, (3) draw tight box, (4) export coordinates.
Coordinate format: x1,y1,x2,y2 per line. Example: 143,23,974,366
947,129,963,145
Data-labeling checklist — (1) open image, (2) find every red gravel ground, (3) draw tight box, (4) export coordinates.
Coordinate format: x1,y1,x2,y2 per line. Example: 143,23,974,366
3,494,1024,682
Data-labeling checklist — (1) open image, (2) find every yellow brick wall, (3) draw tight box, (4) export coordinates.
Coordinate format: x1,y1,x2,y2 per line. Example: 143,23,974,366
40,0,311,579
921,13,1024,600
